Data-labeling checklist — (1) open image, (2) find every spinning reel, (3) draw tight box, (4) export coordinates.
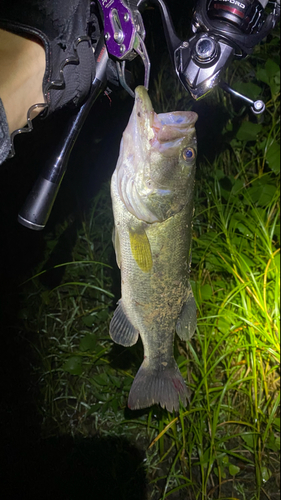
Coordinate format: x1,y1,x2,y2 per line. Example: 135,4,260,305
17,0,280,229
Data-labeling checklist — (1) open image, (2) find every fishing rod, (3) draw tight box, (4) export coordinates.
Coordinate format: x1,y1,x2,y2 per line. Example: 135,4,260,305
17,35,108,230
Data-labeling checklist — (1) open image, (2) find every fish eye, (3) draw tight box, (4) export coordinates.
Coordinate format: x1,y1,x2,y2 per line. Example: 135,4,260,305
182,147,195,161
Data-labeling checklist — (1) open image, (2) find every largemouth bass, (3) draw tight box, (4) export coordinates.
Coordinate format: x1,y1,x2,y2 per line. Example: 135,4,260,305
110,86,198,412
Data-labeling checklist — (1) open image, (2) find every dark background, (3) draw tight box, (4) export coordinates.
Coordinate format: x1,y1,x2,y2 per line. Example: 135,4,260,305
0,1,230,498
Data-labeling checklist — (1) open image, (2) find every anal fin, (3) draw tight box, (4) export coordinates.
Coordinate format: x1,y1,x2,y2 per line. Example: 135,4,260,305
110,300,139,347
176,285,197,341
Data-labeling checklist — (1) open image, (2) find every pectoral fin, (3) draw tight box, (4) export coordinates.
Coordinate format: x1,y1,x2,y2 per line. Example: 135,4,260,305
129,226,153,272
110,300,139,347
176,285,197,341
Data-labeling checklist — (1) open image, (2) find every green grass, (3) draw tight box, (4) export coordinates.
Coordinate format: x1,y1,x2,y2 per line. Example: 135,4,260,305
19,167,280,499
18,39,280,499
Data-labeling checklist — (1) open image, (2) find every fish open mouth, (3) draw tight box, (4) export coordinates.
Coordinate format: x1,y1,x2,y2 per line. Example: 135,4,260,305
152,111,197,144
134,86,198,146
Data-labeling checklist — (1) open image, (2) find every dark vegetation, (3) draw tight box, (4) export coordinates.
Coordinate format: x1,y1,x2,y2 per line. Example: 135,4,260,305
0,2,279,499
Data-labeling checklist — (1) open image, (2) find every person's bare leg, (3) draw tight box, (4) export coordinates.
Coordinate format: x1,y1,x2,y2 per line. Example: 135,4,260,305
0,28,45,135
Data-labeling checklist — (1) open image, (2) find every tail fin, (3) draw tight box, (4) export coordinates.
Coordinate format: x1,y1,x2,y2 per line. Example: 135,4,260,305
128,359,190,413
